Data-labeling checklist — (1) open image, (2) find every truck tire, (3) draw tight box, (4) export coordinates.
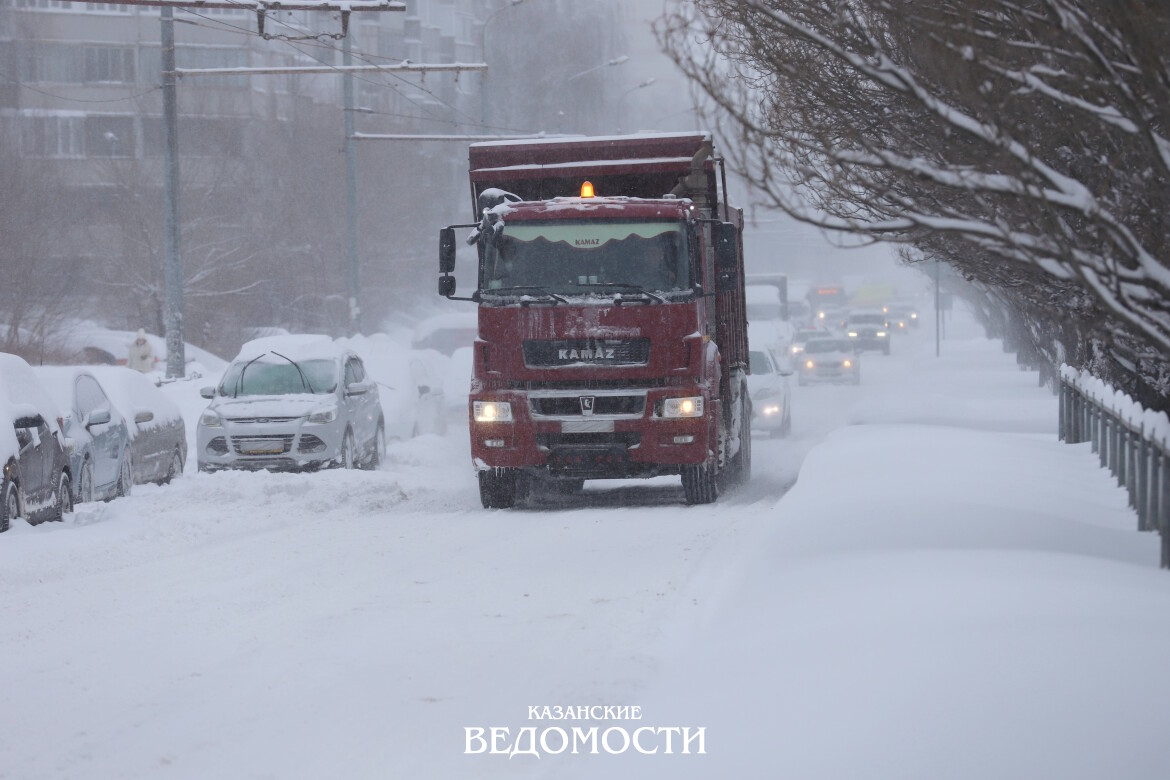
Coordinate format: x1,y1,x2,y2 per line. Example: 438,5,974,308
727,398,752,486
479,468,521,509
682,462,719,505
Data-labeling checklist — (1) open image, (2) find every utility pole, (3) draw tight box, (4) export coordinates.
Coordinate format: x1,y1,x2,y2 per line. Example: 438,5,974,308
343,30,360,336
161,6,183,378
101,1,404,376
935,258,941,358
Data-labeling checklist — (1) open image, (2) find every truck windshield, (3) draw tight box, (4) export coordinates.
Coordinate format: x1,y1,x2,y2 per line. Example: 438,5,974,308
482,221,690,295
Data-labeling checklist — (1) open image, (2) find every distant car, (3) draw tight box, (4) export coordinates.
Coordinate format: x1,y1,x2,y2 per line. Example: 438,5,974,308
747,349,792,436
86,366,187,485
845,310,891,354
0,354,73,531
197,335,384,473
814,305,849,332
882,304,918,332
797,338,861,386
789,329,834,357
33,366,134,503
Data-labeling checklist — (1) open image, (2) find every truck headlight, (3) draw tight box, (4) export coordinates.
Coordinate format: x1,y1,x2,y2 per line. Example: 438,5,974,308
307,408,337,424
662,397,704,418
199,411,222,428
473,401,513,423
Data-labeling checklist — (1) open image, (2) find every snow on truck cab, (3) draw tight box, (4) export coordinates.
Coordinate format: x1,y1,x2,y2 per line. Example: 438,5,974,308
436,133,752,508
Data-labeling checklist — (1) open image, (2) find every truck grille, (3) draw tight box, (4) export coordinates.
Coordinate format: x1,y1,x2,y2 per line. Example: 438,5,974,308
537,432,641,449
523,339,650,367
531,395,646,417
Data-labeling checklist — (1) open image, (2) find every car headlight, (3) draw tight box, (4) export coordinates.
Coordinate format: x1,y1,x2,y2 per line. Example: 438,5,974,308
307,408,337,424
199,410,222,428
843,359,852,368
791,345,803,354
877,331,887,337
910,313,917,319
848,331,858,337
805,360,814,369
762,404,781,416
662,396,704,418
473,400,513,423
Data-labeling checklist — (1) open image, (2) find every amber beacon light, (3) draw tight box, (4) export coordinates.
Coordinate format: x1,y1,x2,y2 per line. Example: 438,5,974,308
580,181,595,198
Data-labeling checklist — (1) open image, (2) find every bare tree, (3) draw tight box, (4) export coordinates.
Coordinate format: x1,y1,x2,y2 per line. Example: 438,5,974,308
660,1,1170,404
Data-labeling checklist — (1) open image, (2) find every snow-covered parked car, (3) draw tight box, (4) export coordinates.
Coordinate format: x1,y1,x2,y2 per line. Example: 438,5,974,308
798,338,861,386
336,333,418,442
33,366,134,503
748,348,792,437
86,366,187,485
409,311,479,435
57,321,228,378
196,336,384,472
0,354,73,531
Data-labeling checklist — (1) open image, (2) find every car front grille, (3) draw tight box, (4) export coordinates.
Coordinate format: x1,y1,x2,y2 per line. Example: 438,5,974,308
225,416,302,424
231,434,295,456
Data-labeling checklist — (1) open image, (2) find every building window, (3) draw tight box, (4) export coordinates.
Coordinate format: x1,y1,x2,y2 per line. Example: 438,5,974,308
19,114,84,158
84,115,135,157
84,45,136,83
4,0,75,9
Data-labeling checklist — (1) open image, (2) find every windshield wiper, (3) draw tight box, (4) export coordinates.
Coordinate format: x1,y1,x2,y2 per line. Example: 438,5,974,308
480,286,567,304
232,353,267,398
271,350,316,393
573,282,666,304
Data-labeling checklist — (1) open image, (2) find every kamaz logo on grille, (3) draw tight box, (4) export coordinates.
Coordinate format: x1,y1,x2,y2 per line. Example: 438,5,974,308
580,396,595,415
557,347,617,361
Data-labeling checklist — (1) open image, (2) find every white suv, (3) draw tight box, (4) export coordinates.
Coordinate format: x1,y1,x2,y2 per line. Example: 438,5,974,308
196,336,384,472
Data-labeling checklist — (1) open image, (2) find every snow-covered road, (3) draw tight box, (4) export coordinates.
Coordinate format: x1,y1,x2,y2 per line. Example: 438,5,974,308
4,315,1165,779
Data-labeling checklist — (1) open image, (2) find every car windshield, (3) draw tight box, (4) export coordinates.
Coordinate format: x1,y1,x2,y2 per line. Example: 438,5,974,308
795,330,830,342
219,358,338,396
850,314,887,325
749,351,775,374
483,220,690,295
805,339,853,354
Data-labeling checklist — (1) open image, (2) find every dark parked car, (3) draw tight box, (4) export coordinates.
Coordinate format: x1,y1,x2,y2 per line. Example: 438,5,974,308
34,366,134,502
1,354,73,531
87,366,187,485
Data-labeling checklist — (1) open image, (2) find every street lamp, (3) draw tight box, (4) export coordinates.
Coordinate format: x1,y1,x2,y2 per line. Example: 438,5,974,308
565,54,629,82
618,77,656,132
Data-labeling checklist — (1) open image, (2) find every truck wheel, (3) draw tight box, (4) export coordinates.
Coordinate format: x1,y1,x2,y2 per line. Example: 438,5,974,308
727,402,752,487
479,468,520,509
682,463,719,505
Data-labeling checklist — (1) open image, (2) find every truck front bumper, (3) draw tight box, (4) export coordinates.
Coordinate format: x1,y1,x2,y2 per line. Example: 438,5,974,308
469,386,715,478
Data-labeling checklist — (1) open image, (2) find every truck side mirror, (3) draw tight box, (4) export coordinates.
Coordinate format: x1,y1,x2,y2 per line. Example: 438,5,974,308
439,275,457,297
439,227,457,273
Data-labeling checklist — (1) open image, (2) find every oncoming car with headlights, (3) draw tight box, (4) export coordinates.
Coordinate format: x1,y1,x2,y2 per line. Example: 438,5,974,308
196,336,384,473
797,338,861,386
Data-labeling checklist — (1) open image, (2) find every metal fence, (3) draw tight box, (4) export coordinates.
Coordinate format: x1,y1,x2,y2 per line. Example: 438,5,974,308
1059,378,1170,568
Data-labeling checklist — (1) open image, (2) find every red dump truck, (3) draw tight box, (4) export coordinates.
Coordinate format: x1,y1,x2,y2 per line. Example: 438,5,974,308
437,133,750,507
